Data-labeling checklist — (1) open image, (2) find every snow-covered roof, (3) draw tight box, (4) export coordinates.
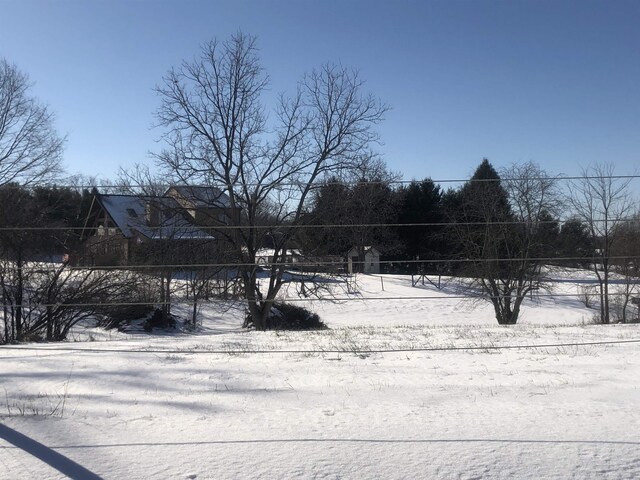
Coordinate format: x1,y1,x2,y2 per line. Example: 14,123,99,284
98,194,213,240
255,248,303,258
167,185,231,209
347,246,380,255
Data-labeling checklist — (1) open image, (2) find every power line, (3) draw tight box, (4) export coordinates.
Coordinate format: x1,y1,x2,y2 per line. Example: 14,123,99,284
4,173,640,190
9,255,639,271
0,290,635,309
2,216,640,231
2,338,639,355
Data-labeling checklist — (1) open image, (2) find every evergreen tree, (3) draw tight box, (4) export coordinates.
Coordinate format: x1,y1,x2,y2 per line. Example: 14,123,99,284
450,159,557,325
557,218,592,267
396,178,445,272
302,177,398,258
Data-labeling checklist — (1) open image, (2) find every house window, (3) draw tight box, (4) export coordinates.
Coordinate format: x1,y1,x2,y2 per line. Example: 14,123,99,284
127,208,138,218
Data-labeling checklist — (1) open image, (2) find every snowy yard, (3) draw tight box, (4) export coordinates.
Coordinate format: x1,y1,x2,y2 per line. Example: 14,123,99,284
1,272,640,479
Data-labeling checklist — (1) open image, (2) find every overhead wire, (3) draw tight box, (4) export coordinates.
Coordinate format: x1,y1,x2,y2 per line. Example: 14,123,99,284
2,173,639,190
0,290,638,309
1,216,640,231
2,338,640,355
5,254,639,271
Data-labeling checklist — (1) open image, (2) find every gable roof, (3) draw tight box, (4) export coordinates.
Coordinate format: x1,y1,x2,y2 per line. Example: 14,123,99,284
167,185,231,209
97,194,213,240
347,246,380,256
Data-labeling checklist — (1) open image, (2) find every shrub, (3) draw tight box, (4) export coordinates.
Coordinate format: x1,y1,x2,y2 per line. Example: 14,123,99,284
580,285,598,309
143,308,177,332
245,303,327,330
98,275,157,330
100,303,155,330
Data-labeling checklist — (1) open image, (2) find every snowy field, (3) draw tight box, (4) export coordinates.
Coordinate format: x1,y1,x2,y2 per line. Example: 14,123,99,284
1,271,640,479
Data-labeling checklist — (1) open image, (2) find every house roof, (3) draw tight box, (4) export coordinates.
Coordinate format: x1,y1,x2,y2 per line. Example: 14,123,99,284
255,248,303,258
167,185,231,209
98,194,213,240
347,246,380,255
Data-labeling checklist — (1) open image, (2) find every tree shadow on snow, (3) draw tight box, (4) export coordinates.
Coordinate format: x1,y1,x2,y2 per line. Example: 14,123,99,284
0,423,102,479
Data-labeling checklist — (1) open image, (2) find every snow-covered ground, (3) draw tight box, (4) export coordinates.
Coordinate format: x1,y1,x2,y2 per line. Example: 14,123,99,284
1,271,640,479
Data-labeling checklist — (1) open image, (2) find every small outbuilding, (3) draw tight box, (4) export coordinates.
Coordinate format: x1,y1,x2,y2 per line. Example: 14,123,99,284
346,246,381,274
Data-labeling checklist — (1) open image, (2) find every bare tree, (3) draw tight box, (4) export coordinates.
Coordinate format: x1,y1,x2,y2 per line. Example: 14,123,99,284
609,211,640,323
569,163,635,323
0,59,64,186
452,160,559,325
116,163,168,196
0,184,142,343
0,184,41,340
154,33,387,330
114,164,178,324
27,263,141,341
115,164,228,328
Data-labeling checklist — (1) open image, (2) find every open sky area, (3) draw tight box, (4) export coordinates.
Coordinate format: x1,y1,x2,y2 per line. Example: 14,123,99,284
1,0,639,184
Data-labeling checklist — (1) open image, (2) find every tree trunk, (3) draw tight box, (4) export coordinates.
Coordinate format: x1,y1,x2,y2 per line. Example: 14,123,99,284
593,259,607,324
15,252,23,340
2,290,8,343
46,305,53,341
603,265,610,324
491,290,522,325
191,279,199,327
244,270,263,330
621,280,630,324
243,269,280,331
54,317,62,341
160,269,172,325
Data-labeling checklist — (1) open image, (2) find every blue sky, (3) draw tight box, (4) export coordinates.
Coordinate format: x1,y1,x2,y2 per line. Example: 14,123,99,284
1,0,638,184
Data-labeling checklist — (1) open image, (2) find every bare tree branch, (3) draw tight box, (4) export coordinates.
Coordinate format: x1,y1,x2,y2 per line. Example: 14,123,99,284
0,59,64,186
568,163,636,323
153,33,387,330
